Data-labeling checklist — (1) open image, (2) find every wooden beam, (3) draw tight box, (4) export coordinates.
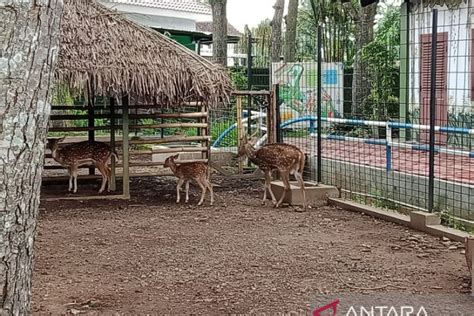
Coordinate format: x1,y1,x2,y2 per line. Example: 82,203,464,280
232,90,271,96
129,123,208,129
50,114,110,120
152,146,208,154
129,135,210,145
129,112,208,119
110,97,116,191
122,95,130,199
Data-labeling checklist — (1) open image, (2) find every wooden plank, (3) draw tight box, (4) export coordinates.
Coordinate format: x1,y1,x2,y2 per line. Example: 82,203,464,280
129,123,207,129
129,112,208,119
48,126,112,132
129,135,210,145
51,105,96,110
42,194,128,202
129,159,207,167
42,171,175,184
232,90,271,96
50,114,110,120
151,146,208,154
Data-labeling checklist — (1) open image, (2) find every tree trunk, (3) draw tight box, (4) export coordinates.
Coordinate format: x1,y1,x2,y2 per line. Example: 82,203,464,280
270,0,285,63
351,2,377,116
284,0,298,62
0,0,63,313
209,0,228,66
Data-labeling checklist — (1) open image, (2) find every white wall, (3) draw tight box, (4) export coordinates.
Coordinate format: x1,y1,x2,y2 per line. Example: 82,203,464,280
409,2,472,116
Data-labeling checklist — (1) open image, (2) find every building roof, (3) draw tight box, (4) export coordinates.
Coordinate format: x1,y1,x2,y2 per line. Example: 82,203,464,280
196,21,243,38
58,0,232,106
105,0,212,15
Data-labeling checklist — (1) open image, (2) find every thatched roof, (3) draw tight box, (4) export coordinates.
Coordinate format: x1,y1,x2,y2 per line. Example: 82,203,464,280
57,0,233,106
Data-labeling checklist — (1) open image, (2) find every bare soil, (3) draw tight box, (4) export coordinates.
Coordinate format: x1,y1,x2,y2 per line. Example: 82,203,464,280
33,177,472,314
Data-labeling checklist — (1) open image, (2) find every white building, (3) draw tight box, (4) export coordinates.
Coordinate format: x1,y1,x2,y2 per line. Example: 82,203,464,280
100,0,243,66
402,0,473,145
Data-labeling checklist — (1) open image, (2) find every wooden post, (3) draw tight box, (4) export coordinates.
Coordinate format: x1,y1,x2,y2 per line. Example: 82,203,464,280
236,96,243,173
88,95,95,175
466,236,474,296
122,95,130,199
109,97,116,191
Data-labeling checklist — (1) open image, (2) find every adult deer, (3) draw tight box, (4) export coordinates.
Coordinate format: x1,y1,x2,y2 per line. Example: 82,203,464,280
164,154,214,206
46,137,118,193
237,134,306,209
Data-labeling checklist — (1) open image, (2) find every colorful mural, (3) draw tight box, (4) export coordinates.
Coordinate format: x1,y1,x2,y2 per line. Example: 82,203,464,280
271,61,344,124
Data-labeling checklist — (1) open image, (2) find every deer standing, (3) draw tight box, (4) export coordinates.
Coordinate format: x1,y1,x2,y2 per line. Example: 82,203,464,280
164,154,214,206
46,137,118,193
237,134,306,209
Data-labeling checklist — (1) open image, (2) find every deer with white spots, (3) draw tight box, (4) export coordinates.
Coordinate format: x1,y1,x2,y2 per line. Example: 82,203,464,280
164,154,214,206
237,134,306,209
46,137,118,193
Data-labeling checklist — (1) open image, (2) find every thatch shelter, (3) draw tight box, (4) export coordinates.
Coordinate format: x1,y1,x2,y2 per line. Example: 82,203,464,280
57,0,232,105
44,0,233,200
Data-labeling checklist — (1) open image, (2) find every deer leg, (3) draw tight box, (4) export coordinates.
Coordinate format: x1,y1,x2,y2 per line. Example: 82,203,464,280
276,171,291,208
176,178,184,203
197,179,207,206
73,167,78,193
207,180,214,206
98,165,108,193
68,167,73,192
105,165,112,192
294,170,306,210
185,180,190,204
264,170,278,206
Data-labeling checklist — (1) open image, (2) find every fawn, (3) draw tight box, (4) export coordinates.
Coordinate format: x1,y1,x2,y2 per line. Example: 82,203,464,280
164,154,214,206
237,134,306,209
46,137,119,193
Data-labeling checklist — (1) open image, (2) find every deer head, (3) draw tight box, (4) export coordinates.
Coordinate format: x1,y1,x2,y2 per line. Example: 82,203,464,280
237,132,258,158
164,154,179,169
46,136,66,152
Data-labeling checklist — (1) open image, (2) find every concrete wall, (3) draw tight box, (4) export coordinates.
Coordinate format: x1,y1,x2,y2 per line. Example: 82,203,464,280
309,156,474,221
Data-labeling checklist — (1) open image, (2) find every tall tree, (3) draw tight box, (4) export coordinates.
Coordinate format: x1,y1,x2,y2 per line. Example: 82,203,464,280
270,0,285,62
284,0,299,62
0,0,63,313
209,0,228,66
351,2,377,115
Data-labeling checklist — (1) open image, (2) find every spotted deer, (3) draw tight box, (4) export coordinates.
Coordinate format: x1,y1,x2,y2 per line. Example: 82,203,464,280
46,137,119,193
237,134,306,209
164,154,214,206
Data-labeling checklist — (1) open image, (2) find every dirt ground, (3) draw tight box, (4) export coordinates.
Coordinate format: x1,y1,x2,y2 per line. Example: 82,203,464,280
33,176,472,314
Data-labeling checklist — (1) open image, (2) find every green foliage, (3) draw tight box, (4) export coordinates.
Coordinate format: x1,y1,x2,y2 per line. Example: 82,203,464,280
297,0,356,63
360,6,401,120
229,66,248,90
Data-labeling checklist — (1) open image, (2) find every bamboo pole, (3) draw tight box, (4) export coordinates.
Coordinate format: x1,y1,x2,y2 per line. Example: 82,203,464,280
122,95,130,199
129,135,210,145
130,112,208,119
110,97,116,191
236,95,243,174
232,90,271,96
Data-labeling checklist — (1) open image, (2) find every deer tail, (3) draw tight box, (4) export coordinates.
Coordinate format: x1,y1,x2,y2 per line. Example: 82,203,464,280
112,150,119,163
298,151,305,175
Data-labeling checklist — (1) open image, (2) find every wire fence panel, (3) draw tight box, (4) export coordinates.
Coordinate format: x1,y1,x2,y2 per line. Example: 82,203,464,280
205,2,474,231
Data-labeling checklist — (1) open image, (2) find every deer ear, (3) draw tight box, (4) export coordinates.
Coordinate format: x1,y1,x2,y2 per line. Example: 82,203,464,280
58,136,66,142
172,154,179,160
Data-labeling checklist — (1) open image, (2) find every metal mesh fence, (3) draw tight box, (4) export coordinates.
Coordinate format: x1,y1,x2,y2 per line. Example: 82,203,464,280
225,2,474,232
